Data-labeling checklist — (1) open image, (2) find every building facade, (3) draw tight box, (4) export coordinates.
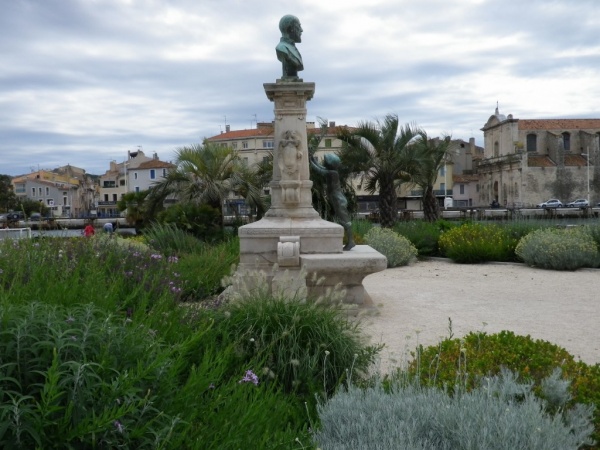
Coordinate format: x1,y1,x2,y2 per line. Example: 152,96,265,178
97,150,173,217
207,121,480,213
11,166,97,217
478,107,600,207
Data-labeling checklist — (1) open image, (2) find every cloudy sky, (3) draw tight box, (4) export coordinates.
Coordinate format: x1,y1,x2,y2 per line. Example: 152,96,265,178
2,0,600,176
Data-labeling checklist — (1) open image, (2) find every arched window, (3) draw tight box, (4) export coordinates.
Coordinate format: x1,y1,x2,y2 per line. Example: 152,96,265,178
526,133,537,152
562,132,571,151
494,141,499,157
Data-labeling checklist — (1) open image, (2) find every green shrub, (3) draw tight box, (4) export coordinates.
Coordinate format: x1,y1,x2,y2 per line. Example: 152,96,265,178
0,301,314,449
143,221,206,256
439,222,518,263
314,370,595,449
365,227,417,267
157,202,224,242
585,223,600,251
393,220,454,256
0,301,186,448
406,331,600,447
206,293,381,398
515,227,599,270
351,218,373,245
175,238,239,300
0,237,184,313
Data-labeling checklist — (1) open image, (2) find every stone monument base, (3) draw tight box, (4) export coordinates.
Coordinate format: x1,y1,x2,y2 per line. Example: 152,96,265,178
229,217,387,311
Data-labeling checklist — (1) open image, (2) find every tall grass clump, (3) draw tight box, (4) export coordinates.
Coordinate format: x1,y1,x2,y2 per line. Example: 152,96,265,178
171,237,239,301
0,300,314,449
0,301,187,448
393,220,455,256
143,221,207,256
515,227,600,270
502,219,544,242
205,289,381,398
439,222,518,263
314,369,595,449
365,227,417,267
0,236,184,315
351,218,374,245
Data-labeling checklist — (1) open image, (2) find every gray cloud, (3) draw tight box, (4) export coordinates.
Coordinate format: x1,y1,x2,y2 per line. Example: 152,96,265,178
1,0,599,176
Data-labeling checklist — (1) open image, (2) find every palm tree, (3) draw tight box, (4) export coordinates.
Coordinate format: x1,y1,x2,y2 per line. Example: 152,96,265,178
410,133,452,222
148,141,267,226
338,114,422,228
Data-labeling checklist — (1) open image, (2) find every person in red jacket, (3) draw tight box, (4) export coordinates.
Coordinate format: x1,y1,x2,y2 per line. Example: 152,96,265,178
83,223,95,237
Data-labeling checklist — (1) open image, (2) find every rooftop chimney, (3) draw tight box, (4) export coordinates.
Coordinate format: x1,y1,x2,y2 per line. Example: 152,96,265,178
329,121,336,127
226,124,230,132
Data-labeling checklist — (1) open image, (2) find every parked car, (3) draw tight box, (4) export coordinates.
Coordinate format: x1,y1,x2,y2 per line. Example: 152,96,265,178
566,199,589,208
536,199,563,208
6,211,25,221
29,212,42,221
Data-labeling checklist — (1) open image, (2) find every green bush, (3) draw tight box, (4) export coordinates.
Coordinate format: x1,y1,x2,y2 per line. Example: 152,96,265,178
156,202,224,242
314,370,595,449
439,222,518,263
0,301,186,448
515,227,600,270
406,331,600,447
351,218,373,245
175,238,239,300
206,293,381,397
143,221,207,255
365,227,417,267
0,236,184,313
393,220,454,256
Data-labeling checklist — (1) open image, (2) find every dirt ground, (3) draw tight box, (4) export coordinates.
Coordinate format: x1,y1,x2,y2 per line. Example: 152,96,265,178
361,259,600,373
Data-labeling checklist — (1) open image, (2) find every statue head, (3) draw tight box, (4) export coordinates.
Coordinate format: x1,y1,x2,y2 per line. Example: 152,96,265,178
279,15,302,43
323,153,341,169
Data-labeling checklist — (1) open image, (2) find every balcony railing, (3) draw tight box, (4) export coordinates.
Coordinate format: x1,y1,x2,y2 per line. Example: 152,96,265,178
409,189,453,197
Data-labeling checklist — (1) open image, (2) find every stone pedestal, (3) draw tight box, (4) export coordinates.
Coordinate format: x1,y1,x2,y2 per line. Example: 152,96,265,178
231,79,386,308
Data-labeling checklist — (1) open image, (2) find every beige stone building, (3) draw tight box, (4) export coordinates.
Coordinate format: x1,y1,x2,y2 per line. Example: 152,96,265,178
11,165,97,217
207,122,481,214
97,149,173,217
399,138,483,210
478,107,600,207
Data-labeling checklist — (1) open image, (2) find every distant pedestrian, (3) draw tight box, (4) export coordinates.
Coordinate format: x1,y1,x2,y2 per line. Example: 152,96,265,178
103,222,114,234
83,224,95,237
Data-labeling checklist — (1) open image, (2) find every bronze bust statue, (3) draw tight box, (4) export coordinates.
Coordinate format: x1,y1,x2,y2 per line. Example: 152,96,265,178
276,15,304,80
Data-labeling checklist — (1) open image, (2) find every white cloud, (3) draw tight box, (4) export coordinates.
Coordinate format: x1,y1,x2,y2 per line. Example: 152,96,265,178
1,0,599,176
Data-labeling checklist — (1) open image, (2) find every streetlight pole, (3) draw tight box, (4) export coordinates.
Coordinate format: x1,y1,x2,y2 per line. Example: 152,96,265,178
582,149,590,206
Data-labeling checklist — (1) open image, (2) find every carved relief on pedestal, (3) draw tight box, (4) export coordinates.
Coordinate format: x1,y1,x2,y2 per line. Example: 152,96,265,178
278,130,303,204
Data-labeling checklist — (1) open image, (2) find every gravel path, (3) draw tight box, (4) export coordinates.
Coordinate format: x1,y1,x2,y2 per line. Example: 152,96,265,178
361,259,600,373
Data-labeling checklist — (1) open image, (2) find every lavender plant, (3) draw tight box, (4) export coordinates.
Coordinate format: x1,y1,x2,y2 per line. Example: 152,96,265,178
515,227,599,270
314,369,595,449
365,227,417,267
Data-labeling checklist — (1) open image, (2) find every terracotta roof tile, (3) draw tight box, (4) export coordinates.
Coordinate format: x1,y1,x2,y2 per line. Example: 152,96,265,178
453,174,479,183
137,160,175,169
206,126,355,142
207,128,274,141
518,119,600,130
564,154,588,167
528,155,556,167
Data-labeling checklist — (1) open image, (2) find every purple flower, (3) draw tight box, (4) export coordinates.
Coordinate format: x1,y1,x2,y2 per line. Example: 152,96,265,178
113,420,124,434
168,256,179,263
239,370,259,386
150,254,162,260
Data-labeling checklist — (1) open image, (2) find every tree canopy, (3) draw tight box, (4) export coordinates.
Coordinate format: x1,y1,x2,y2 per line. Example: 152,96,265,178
338,114,421,227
